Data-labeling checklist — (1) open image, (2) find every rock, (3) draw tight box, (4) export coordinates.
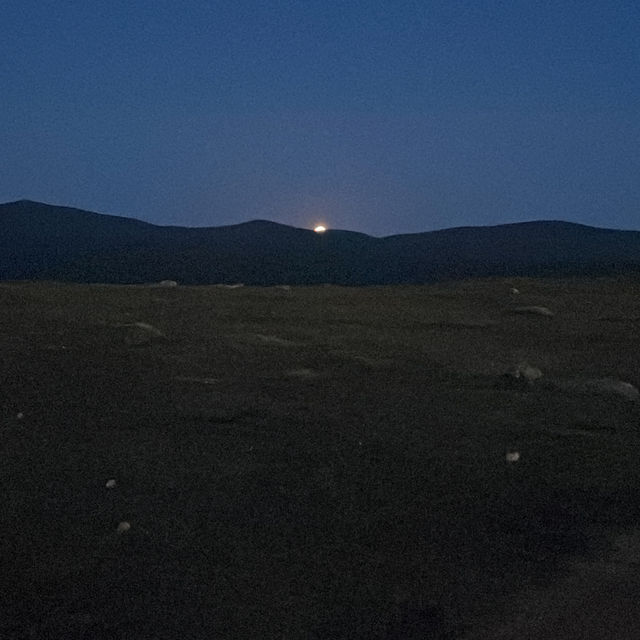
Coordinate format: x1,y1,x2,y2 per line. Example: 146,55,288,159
105,479,116,489
551,377,639,401
510,306,554,317
510,288,520,294
588,378,638,400
580,378,639,401
154,280,178,287
499,361,543,389
116,521,131,533
506,451,520,463
122,322,165,346
513,361,543,382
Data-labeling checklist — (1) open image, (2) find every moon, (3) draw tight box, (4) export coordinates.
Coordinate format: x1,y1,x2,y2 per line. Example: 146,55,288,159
314,225,326,233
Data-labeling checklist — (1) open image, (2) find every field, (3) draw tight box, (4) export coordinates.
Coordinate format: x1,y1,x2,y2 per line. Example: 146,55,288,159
1,277,640,639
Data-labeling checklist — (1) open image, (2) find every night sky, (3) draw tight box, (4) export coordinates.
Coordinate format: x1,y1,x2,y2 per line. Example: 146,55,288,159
2,1,639,236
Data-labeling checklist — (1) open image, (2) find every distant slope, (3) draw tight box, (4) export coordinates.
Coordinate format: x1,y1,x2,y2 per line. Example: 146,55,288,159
0,200,176,280
377,220,640,282
2,200,640,284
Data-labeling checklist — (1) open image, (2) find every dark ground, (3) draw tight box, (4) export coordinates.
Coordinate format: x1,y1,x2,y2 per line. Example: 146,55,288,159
1,277,639,639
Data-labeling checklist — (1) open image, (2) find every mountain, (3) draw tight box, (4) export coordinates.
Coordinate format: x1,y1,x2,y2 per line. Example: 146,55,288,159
2,200,640,284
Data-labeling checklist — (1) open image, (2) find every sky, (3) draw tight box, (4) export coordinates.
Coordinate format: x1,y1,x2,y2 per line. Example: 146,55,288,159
2,1,639,236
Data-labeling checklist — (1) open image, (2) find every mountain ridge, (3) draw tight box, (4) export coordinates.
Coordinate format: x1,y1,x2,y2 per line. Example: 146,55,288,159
2,200,640,284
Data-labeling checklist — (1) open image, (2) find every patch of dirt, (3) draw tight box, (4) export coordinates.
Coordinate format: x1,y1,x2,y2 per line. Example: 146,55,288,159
286,368,322,379
468,529,640,639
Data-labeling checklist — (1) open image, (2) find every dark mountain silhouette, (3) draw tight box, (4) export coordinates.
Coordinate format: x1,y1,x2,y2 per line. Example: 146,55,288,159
2,200,640,284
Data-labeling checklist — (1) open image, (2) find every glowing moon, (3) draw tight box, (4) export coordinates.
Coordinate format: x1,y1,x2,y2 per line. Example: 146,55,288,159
314,225,326,233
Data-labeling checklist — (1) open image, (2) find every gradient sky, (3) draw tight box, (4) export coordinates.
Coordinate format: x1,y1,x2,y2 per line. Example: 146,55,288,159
2,1,639,236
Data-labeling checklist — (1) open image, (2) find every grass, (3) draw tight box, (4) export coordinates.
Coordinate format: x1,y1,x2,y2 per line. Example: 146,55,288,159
1,277,639,638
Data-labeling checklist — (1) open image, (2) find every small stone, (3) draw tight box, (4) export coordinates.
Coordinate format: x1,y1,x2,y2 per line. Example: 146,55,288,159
583,378,639,401
123,322,165,346
105,479,116,489
511,305,554,317
16,412,24,420
512,361,543,383
552,378,640,401
499,361,543,389
506,451,520,463
116,521,131,533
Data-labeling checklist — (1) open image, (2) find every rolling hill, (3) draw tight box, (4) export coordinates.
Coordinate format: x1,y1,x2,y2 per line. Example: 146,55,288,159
2,200,640,284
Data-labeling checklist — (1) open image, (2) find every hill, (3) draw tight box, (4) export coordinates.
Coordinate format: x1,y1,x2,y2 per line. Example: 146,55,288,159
2,200,640,284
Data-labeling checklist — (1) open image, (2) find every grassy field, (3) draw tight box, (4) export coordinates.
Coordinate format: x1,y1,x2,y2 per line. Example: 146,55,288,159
1,277,639,639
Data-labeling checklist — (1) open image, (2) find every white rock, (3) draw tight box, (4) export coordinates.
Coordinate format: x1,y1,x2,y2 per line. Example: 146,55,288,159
116,521,131,533
254,334,298,346
511,305,554,317
16,412,24,420
105,479,117,489
511,288,520,294
583,378,640,401
501,361,543,389
123,322,165,346
552,377,639,401
155,280,178,287
512,361,543,383
506,451,520,463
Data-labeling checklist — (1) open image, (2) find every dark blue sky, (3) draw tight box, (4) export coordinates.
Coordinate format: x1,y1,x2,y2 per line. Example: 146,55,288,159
2,1,638,236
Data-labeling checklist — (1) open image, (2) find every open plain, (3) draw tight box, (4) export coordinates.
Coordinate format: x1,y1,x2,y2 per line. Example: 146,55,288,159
1,277,640,639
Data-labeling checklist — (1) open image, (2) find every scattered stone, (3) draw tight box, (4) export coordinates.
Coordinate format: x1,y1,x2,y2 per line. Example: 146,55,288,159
154,280,178,287
506,451,520,463
122,322,165,346
16,412,24,420
105,479,116,489
513,361,543,382
585,378,639,401
510,288,520,294
557,378,640,401
510,306,554,317
499,361,543,389
116,521,131,533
